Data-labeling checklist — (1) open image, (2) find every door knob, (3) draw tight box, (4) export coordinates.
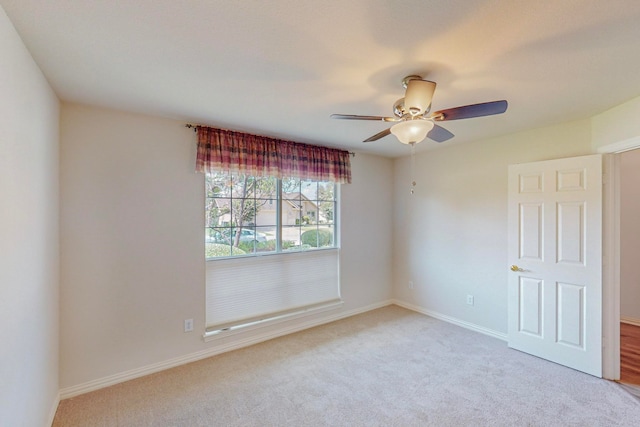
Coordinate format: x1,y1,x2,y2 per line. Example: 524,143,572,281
510,265,524,272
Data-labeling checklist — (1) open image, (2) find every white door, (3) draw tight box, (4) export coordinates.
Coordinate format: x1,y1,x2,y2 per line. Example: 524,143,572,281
508,154,603,377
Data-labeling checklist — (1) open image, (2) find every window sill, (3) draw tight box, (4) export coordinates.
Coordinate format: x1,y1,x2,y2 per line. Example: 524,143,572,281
203,299,343,342
205,246,339,262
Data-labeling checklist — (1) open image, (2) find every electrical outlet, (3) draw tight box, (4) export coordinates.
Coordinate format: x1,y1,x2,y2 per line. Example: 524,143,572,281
184,318,194,332
408,281,414,289
466,295,474,306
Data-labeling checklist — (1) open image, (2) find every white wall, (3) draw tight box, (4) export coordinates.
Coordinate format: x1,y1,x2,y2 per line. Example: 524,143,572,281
620,149,640,322
592,95,640,151
59,104,393,392
341,153,394,307
59,105,205,389
0,6,60,427
392,120,593,334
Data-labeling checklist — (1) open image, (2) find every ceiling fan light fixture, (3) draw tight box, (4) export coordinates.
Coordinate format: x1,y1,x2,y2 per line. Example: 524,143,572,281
390,120,434,144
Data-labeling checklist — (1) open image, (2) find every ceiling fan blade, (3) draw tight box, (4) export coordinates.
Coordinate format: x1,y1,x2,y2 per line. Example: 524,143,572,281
427,124,455,143
405,79,436,116
431,100,508,121
363,128,391,142
331,114,397,122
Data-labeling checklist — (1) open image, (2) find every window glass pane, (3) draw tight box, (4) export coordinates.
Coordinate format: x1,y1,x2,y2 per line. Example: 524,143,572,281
318,182,335,224
282,177,301,194
282,195,301,226
207,171,232,197
320,201,334,225
206,240,233,258
254,226,276,254
230,174,249,198
205,199,217,229
228,226,262,255
301,198,318,226
255,176,277,199
305,208,318,225
243,175,258,199
206,226,249,258
300,225,317,248
299,225,335,249
282,226,302,251
317,225,335,248
301,180,317,200
208,198,231,227
208,227,224,243
255,199,277,226
228,199,254,227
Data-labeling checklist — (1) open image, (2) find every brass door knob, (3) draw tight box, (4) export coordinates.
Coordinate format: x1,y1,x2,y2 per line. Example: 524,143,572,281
510,265,524,272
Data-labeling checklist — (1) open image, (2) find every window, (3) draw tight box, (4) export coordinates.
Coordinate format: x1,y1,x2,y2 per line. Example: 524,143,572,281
205,171,337,258
196,126,348,338
204,171,341,337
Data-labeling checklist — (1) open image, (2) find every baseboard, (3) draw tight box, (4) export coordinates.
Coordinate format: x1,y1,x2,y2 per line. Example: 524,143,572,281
59,299,395,399
621,316,640,327
47,391,60,426
392,299,508,341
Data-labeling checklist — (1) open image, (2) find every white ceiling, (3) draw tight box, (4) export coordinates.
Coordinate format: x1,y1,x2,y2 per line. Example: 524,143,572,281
4,0,640,157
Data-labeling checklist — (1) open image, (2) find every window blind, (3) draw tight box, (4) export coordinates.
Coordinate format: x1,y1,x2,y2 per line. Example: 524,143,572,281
205,249,341,333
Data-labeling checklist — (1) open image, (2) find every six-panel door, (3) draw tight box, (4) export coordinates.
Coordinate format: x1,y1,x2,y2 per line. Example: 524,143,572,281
507,154,602,377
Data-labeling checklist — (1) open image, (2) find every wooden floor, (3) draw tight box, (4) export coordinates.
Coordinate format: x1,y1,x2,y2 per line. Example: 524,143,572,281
620,322,640,386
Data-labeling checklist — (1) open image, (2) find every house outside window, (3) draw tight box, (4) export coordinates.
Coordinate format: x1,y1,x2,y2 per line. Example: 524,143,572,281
205,171,337,258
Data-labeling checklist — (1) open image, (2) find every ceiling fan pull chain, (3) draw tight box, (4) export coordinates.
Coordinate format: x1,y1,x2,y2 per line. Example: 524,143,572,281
410,142,416,195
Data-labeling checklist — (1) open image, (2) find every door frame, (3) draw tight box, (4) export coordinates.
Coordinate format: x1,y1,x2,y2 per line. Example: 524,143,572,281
599,136,640,380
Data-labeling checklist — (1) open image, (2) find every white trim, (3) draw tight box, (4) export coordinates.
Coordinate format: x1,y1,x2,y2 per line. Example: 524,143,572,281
602,153,621,380
203,299,344,341
47,391,60,426
621,316,640,327
392,299,508,341
598,142,637,380
59,300,394,399
597,136,640,154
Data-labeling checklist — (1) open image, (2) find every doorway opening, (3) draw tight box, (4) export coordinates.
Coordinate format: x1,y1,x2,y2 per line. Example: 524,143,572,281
617,148,640,387
620,322,640,386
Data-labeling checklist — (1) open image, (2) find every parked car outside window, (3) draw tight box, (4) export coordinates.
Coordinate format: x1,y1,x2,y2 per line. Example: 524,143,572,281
207,228,267,244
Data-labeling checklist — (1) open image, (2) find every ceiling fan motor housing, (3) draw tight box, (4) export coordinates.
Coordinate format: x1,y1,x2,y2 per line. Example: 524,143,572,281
404,79,436,116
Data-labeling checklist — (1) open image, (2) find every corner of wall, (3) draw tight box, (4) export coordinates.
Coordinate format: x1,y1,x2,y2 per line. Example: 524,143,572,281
0,5,61,426
591,95,640,152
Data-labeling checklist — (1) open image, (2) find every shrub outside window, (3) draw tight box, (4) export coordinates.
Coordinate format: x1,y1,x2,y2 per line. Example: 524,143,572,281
205,172,337,258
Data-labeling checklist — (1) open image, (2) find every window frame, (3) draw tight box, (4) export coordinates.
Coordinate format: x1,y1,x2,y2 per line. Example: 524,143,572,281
205,172,339,260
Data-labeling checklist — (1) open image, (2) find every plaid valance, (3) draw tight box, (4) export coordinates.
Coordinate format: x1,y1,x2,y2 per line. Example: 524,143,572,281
195,126,351,184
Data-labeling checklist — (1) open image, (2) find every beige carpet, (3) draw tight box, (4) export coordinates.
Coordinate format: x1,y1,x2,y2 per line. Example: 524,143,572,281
53,305,640,426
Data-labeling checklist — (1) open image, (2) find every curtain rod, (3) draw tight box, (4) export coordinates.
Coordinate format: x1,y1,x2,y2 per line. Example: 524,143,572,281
185,123,355,157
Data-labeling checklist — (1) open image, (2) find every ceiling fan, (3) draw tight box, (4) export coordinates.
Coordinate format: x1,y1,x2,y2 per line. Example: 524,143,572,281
331,75,508,145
